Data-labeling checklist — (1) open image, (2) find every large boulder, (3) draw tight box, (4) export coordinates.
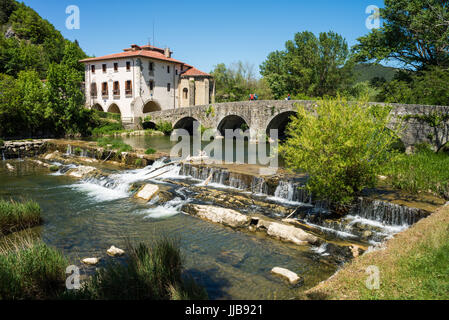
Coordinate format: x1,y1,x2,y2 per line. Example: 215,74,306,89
266,221,319,245
271,267,303,285
135,184,159,202
182,204,250,228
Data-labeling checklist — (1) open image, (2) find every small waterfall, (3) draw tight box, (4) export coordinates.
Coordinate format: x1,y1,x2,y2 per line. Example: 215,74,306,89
351,198,428,226
273,181,311,203
1,150,5,161
66,145,72,155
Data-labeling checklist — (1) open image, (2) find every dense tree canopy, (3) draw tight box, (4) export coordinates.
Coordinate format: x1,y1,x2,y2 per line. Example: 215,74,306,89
260,31,354,99
353,0,449,70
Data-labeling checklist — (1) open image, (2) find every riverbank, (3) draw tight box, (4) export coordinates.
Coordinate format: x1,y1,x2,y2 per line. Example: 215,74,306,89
305,202,449,300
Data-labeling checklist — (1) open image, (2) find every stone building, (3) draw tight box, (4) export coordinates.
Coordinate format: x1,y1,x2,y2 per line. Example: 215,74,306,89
79,44,215,126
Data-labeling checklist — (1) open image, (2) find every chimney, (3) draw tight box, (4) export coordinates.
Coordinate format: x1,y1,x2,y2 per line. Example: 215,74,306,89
164,47,171,58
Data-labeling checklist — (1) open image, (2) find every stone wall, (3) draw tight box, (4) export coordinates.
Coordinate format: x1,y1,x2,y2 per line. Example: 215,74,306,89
148,100,449,150
0,140,48,160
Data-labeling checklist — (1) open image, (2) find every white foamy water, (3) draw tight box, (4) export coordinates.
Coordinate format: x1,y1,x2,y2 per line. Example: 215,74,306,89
345,215,408,234
142,197,189,219
311,243,329,256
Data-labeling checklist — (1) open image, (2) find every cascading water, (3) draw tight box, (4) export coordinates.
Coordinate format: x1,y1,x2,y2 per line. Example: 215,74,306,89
66,145,72,156
1,150,5,161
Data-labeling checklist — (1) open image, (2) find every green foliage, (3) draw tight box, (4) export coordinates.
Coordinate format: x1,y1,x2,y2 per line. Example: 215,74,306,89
353,0,449,70
91,121,124,137
94,110,121,122
381,147,449,197
378,67,449,105
281,97,401,205
205,105,215,117
211,61,273,102
0,0,16,24
135,159,143,166
0,238,68,300
155,121,173,136
260,31,354,99
353,63,399,83
0,139,3,146
96,137,132,153
0,199,42,235
71,239,208,300
145,148,156,155
49,165,59,172
143,115,152,122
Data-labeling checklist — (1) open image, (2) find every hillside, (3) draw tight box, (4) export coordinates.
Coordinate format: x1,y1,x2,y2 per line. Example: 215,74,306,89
354,63,399,84
0,0,86,79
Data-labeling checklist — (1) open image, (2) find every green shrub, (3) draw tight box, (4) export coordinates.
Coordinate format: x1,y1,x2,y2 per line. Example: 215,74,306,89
72,239,207,300
73,147,82,155
49,165,59,172
91,121,124,137
0,199,42,235
145,148,156,155
96,137,132,153
135,159,143,166
0,139,4,147
155,121,173,136
280,97,402,206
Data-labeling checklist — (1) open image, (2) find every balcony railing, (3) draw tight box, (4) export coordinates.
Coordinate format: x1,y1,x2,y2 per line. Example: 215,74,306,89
125,89,132,97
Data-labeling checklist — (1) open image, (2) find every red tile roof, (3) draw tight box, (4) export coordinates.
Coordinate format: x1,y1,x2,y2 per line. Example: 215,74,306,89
79,48,183,65
181,67,211,77
80,44,211,78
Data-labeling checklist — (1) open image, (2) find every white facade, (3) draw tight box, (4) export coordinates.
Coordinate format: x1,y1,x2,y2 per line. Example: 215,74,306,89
81,44,214,126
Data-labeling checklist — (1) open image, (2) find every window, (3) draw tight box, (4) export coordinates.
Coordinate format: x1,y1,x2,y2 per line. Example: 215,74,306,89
176,69,178,75
91,65,95,74
114,63,118,72
113,81,120,96
149,80,154,91
102,64,107,73
183,88,188,99
149,62,154,71
125,80,132,95
167,66,170,73
91,83,97,98
102,82,108,97
167,83,171,92
126,61,131,71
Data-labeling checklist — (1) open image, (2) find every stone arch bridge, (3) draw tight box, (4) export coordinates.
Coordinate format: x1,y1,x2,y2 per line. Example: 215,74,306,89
144,100,449,151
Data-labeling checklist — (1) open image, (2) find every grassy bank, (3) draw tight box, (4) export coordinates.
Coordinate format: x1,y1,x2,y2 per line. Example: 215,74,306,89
0,236,68,300
0,235,206,300
0,200,42,236
305,204,449,300
381,147,449,198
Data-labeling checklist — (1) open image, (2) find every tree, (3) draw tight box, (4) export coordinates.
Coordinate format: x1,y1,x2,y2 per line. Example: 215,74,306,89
0,0,16,24
260,31,354,99
280,97,401,207
353,0,449,70
211,61,272,102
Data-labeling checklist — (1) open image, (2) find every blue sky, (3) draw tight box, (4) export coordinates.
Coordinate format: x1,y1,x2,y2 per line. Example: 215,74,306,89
21,0,384,74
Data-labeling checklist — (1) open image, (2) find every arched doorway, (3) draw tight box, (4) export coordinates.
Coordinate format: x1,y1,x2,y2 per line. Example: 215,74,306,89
174,117,199,135
217,115,249,137
91,104,104,112
107,103,121,114
266,111,296,141
143,101,161,113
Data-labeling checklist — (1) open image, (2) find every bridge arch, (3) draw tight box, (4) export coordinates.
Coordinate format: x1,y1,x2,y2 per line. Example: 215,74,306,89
107,103,121,114
217,115,250,137
91,103,104,112
143,100,161,114
266,111,296,141
173,117,199,135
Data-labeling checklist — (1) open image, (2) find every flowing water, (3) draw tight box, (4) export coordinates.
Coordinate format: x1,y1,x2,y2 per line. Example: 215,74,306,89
0,136,434,299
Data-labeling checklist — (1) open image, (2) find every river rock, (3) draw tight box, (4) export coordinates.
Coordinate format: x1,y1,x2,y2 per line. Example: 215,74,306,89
266,221,319,245
82,258,100,265
135,184,159,202
271,267,302,285
6,163,15,171
107,246,125,257
67,166,96,178
182,204,250,228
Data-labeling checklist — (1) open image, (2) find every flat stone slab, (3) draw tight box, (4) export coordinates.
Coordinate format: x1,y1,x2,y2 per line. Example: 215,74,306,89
267,221,318,245
135,184,159,202
271,267,302,285
107,246,125,257
183,204,250,228
82,258,100,265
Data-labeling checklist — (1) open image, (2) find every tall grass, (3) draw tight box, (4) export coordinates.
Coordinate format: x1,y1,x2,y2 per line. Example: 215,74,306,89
91,122,125,137
71,238,207,300
381,146,449,197
0,200,42,235
0,236,68,300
